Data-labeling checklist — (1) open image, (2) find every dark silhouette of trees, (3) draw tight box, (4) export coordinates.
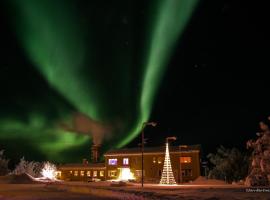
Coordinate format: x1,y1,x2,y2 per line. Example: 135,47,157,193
207,146,249,183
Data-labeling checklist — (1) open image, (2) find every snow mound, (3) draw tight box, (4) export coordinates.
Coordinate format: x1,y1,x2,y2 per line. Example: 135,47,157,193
191,176,227,185
0,173,37,184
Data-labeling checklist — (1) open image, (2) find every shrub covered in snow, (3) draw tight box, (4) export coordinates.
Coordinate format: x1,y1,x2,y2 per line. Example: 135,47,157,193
41,161,57,180
12,157,41,177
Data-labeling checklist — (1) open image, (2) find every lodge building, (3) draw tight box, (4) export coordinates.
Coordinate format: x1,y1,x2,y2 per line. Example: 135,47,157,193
57,144,201,183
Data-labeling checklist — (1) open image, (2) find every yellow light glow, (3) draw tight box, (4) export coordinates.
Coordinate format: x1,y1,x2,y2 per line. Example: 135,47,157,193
80,171,84,176
41,162,57,180
87,171,91,177
100,170,104,177
117,168,135,181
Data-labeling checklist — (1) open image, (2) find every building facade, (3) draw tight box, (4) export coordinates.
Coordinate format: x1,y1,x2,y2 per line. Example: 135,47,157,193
57,162,106,181
105,145,200,183
57,144,201,183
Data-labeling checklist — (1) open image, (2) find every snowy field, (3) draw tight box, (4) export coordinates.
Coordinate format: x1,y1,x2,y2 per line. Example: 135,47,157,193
1,182,270,200
51,181,270,200
0,184,119,200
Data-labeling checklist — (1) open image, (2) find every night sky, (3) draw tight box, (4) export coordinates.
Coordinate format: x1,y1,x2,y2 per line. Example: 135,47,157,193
0,0,269,165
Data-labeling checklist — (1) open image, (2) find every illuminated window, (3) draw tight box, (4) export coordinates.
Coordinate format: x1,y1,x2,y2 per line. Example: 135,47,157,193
123,158,129,165
93,171,97,177
158,157,162,164
108,170,117,177
87,171,91,177
74,171,78,176
80,171,84,176
108,158,117,165
100,170,104,177
56,171,61,178
70,170,73,174
180,157,192,163
153,157,156,163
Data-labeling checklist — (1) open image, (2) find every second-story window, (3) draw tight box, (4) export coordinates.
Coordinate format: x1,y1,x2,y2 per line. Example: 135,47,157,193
180,157,192,163
108,158,117,165
123,158,129,165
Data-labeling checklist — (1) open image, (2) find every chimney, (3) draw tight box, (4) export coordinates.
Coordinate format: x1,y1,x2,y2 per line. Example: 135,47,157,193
91,144,100,163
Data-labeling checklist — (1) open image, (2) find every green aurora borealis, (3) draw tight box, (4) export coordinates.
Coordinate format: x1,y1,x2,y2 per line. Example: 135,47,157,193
0,0,198,162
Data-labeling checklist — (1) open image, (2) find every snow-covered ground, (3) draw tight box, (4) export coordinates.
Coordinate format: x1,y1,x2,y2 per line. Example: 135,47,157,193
0,184,119,200
1,176,270,200
46,180,270,200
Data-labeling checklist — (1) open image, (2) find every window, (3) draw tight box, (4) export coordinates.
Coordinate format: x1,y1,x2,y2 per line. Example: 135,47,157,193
158,157,162,164
108,158,117,165
74,171,78,176
80,171,84,176
100,170,104,177
180,157,192,163
87,171,91,177
56,171,61,178
123,158,129,165
108,170,117,177
93,171,97,177
181,169,192,177
153,157,156,163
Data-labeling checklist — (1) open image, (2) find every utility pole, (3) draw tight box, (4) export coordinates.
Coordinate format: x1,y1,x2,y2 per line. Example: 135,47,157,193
179,145,182,183
141,121,157,188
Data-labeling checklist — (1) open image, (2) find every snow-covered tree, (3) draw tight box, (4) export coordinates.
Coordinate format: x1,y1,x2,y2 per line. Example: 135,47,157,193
245,119,270,186
0,150,9,176
41,161,57,179
207,146,249,183
12,157,41,177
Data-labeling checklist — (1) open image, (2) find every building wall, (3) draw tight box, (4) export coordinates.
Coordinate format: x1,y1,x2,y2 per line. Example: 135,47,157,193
171,151,201,182
105,150,200,183
57,149,200,183
58,167,106,181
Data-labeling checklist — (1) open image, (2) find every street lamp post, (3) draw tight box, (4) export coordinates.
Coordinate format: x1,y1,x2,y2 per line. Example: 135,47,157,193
179,145,182,183
141,121,157,188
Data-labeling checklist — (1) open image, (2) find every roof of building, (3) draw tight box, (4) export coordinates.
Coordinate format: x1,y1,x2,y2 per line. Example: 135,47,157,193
58,162,105,169
104,144,201,156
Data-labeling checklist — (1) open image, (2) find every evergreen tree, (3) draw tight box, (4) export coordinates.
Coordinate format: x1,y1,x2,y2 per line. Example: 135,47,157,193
207,146,249,183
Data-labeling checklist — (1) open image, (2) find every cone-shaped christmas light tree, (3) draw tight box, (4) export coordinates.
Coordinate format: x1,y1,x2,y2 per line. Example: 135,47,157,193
160,142,177,185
